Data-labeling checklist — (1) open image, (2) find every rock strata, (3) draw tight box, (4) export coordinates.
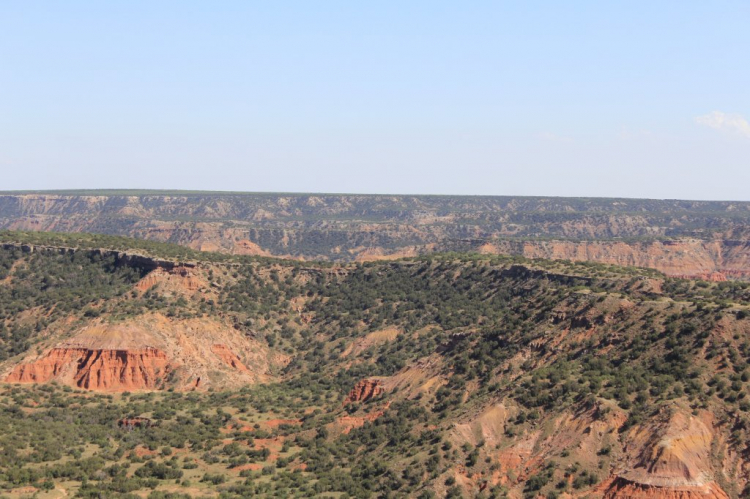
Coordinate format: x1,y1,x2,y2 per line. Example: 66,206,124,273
6,347,172,391
345,379,385,403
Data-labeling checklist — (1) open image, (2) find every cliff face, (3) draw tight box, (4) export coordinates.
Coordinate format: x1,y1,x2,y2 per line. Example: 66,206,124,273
6,347,172,391
0,242,195,273
345,379,385,403
1,191,750,279
480,239,750,279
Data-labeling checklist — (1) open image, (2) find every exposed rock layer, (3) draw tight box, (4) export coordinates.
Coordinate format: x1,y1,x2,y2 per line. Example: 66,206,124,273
480,239,750,279
6,347,171,391
603,409,730,499
345,379,385,403
3,315,282,391
0,242,194,272
211,344,250,373
2,192,750,278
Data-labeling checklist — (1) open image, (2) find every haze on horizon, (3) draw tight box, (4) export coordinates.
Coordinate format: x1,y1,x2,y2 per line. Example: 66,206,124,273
1,1,749,201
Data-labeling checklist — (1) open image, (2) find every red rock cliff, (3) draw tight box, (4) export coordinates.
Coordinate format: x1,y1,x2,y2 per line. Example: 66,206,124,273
5,347,172,391
345,379,385,403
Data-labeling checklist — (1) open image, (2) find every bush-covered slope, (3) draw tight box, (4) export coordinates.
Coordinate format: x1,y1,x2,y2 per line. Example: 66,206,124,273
1,233,750,498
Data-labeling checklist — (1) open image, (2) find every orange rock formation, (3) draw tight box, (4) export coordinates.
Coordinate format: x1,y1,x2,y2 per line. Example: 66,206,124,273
481,239,750,280
604,478,729,499
6,347,172,391
337,408,387,434
345,378,385,403
3,316,281,391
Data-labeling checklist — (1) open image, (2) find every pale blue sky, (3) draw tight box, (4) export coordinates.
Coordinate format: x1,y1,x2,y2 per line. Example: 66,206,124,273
1,1,749,199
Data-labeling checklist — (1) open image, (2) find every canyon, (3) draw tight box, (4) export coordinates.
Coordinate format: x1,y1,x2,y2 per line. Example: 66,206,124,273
2,229,750,497
2,191,750,279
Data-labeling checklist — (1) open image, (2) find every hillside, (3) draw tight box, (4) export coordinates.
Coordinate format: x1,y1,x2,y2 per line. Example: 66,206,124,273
2,233,750,498
1,191,750,279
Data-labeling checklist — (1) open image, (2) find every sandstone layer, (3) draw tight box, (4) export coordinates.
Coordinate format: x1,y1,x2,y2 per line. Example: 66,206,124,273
6,347,171,391
603,478,729,499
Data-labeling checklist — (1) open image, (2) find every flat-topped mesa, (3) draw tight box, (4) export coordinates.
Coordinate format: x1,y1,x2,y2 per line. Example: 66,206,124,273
345,379,385,404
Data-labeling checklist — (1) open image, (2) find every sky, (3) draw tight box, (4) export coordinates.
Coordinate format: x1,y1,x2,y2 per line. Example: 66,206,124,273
1,1,749,200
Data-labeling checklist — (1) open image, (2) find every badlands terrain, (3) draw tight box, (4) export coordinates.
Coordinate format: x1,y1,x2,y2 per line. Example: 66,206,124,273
2,191,750,280
0,229,750,498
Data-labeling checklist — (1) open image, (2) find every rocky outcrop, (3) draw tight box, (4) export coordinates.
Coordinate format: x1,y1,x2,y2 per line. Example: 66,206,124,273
135,266,204,293
671,271,728,282
0,242,195,272
340,328,401,358
233,239,272,257
6,347,172,391
345,379,385,403
336,404,390,434
604,408,729,499
481,239,750,279
2,316,283,391
452,404,508,448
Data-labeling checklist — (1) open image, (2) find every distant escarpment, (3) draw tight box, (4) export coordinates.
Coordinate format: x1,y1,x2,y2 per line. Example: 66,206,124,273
2,191,750,279
476,239,750,280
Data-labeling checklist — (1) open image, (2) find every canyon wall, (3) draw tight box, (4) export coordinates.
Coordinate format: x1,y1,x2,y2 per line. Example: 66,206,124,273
2,313,284,391
478,239,750,279
1,191,750,278
6,347,172,391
